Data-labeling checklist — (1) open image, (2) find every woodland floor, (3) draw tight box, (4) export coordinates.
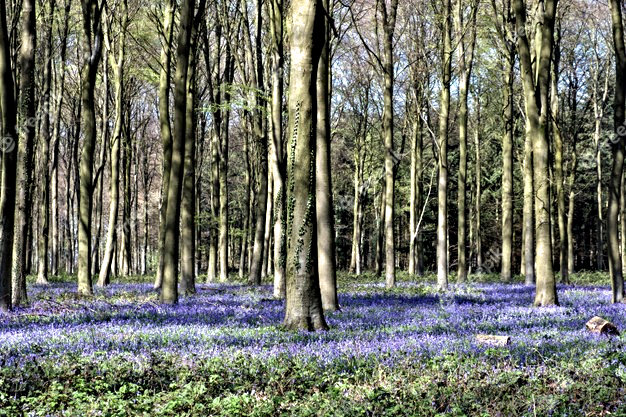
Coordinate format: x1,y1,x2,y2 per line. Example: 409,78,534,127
1,271,626,416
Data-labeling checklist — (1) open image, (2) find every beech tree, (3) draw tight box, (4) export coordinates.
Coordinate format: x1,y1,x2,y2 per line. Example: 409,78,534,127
283,0,328,331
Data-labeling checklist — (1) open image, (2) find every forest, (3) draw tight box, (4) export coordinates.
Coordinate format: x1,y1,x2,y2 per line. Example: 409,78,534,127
1,0,626,414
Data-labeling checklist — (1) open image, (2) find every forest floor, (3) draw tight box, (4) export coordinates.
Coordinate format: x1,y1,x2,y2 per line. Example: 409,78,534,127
1,271,626,416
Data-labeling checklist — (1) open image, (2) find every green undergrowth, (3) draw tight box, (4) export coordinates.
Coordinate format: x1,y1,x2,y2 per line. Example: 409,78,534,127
2,348,626,416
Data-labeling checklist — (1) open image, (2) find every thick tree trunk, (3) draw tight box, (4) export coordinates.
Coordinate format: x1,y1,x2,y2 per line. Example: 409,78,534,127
12,0,36,306
0,0,18,311
514,0,558,305
283,0,327,331
161,0,196,304
437,0,452,290
608,0,626,303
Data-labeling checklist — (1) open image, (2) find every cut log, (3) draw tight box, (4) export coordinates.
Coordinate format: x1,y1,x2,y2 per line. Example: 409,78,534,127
475,334,511,346
585,316,620,336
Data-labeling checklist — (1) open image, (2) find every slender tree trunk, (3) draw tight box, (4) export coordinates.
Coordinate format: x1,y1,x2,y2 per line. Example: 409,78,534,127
154,0,175,290
381,0,399,289
180,20,199,296
375,184,385,276
12,0,37,306
77,0,104,296
608,0,626,303
437,0,452,289
269,0,286,298
99,3,127,287
316,0,338,310
239,126,251,279
37,0,57,285
283,0,328,331
551,32,568,283
249,0,268,286
0,0,19,311
455,0,477,282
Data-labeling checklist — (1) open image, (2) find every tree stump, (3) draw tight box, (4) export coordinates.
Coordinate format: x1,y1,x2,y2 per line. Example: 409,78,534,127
585,316,620,336
475,334,511,346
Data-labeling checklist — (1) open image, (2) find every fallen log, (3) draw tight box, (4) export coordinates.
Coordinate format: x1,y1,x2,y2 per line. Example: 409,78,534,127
585,316,620,336
475,334,511,346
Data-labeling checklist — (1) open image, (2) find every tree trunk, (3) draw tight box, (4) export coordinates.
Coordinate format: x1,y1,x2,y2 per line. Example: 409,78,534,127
437,0,452,290
154,0,175,290
11,0,36,306
248,0,268,286
283,0,328,331
551,31,568,283
455,0,477,283
316,0,338,311
180,20,199,296
77,0,104,296
37,0,57,285
381,0,399,289
514,0,558,305
0,0,19,311
269,0,286,298
161,0,197,304
608,0,626,303
98,3,127,287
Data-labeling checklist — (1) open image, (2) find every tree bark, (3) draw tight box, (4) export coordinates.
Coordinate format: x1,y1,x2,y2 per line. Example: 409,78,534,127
98,2,127,287
269,0,287,298
455,0,478,283
283,0,328,331
381,0,399,289
437,0,452,290
77,0,104,296
608,0,626,303
154,0,175,290
12,0,36,306
316,0,338,311
514,0,558,306
161,0,197,304
0,0,19,311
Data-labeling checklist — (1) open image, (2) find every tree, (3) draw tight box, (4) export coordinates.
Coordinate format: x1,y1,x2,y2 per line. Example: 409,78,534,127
455,0,478,282
608,0,626,303
12,0,37,305
37,0,57,285
269,0,287,298
514,0,559,306
0,0,19,311
283,0,328,331
154,0,175,290
160,0,199,304
437,0,452,290
316,0,338,311
98,0,128,287
77,0,105,296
